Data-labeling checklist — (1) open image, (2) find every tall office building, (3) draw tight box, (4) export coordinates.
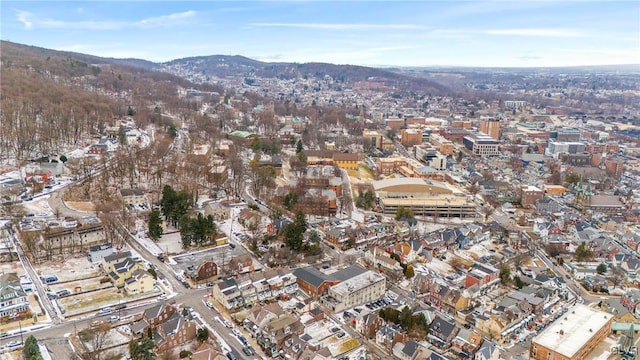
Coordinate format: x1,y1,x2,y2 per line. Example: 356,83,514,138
479,119,501,140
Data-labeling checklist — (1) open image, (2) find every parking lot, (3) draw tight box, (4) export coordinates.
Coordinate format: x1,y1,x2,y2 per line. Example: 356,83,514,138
171,243,250,275
341,293,395,321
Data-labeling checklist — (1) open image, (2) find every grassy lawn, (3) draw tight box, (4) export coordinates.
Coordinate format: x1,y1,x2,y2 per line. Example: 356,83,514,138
357,164,375,180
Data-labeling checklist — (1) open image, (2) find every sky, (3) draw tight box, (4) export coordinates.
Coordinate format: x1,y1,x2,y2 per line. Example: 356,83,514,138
1,1,639,68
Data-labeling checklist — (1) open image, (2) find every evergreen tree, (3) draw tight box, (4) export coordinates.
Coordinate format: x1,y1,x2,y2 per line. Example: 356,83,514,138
23,335,42,360
148,210,163,241
500,264,512,285
129,336,156,360
196,328,209,342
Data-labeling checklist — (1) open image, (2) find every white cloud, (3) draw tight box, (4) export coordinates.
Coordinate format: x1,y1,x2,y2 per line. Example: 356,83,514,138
13,10,197,30
248,22,428,30
483,28,585,38
136,10,196,28
16,10,33,29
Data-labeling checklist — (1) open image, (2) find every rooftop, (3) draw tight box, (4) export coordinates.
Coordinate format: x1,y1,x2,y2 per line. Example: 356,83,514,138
532,304,611,358
329,270,385,297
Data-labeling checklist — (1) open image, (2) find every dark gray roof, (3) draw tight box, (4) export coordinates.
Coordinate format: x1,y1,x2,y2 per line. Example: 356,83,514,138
160,312,182,336
130,319,148,334
430,315,457,338
402,340,419,358
88,243,113,252
104,251,132,263
477,340,497,360
144,302,165,320
331,264,367,282
292,267,331,288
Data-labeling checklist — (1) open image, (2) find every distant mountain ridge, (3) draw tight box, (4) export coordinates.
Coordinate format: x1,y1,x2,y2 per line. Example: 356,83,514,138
161,54,450,93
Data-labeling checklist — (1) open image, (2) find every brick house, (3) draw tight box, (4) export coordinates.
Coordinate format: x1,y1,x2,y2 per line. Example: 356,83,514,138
187,260,218,284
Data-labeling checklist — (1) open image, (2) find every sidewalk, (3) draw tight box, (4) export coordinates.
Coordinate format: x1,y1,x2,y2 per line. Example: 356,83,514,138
207,295,267,359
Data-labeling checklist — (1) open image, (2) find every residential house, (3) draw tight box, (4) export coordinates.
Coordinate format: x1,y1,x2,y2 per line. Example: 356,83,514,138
355,312,383,340
257,314,304,355
0,273,29,319
131,301,176,335
238,208,262,229
120,189,147,207
203,202,231,222
451,328,483,358
465,263,499,290
131,302,196,353
392,240,423,264
621,289,640,316
155,312,197,352
227,253,254,274
211,278,243,310
376,324,408,353
428,281,471,313
365,247,403,274
187,260,218,284
475,340,500,360
102,252,146,287
429,315,459,349
475,313,509,341
211,269,297,310
124,269,154,295
392,339,422,360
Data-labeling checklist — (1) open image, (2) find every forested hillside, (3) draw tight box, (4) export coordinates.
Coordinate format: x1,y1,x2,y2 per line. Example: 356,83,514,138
0,41,220,161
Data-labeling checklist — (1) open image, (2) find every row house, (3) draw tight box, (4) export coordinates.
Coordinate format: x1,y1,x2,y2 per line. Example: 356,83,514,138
451,328,484,359
355,312,384,339
365,247,403,274
391,240,423,264
429,315,459,349
428,281,472,313
256,314,304,356
621,289,640,316
211,269,297,310
465,263,499,290
376,324,409,354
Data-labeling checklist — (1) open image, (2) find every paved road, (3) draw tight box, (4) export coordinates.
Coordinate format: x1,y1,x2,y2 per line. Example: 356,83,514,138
1,287,252,359
117,222,252,359
6,226,62,324
320,304,394,360
48,189,90,219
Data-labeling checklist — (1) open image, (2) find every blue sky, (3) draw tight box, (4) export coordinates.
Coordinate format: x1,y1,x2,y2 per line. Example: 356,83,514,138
1,1,639,67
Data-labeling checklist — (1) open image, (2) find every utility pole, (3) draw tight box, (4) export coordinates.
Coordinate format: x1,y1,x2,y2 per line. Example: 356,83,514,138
19,320,23,344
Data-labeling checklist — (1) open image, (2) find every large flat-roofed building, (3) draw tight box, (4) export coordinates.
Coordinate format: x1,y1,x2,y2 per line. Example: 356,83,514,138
372,178,475,218
545,141,586,159
430,134,454,155
322,269,386,312
463,133,500,156
530,304,612,360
